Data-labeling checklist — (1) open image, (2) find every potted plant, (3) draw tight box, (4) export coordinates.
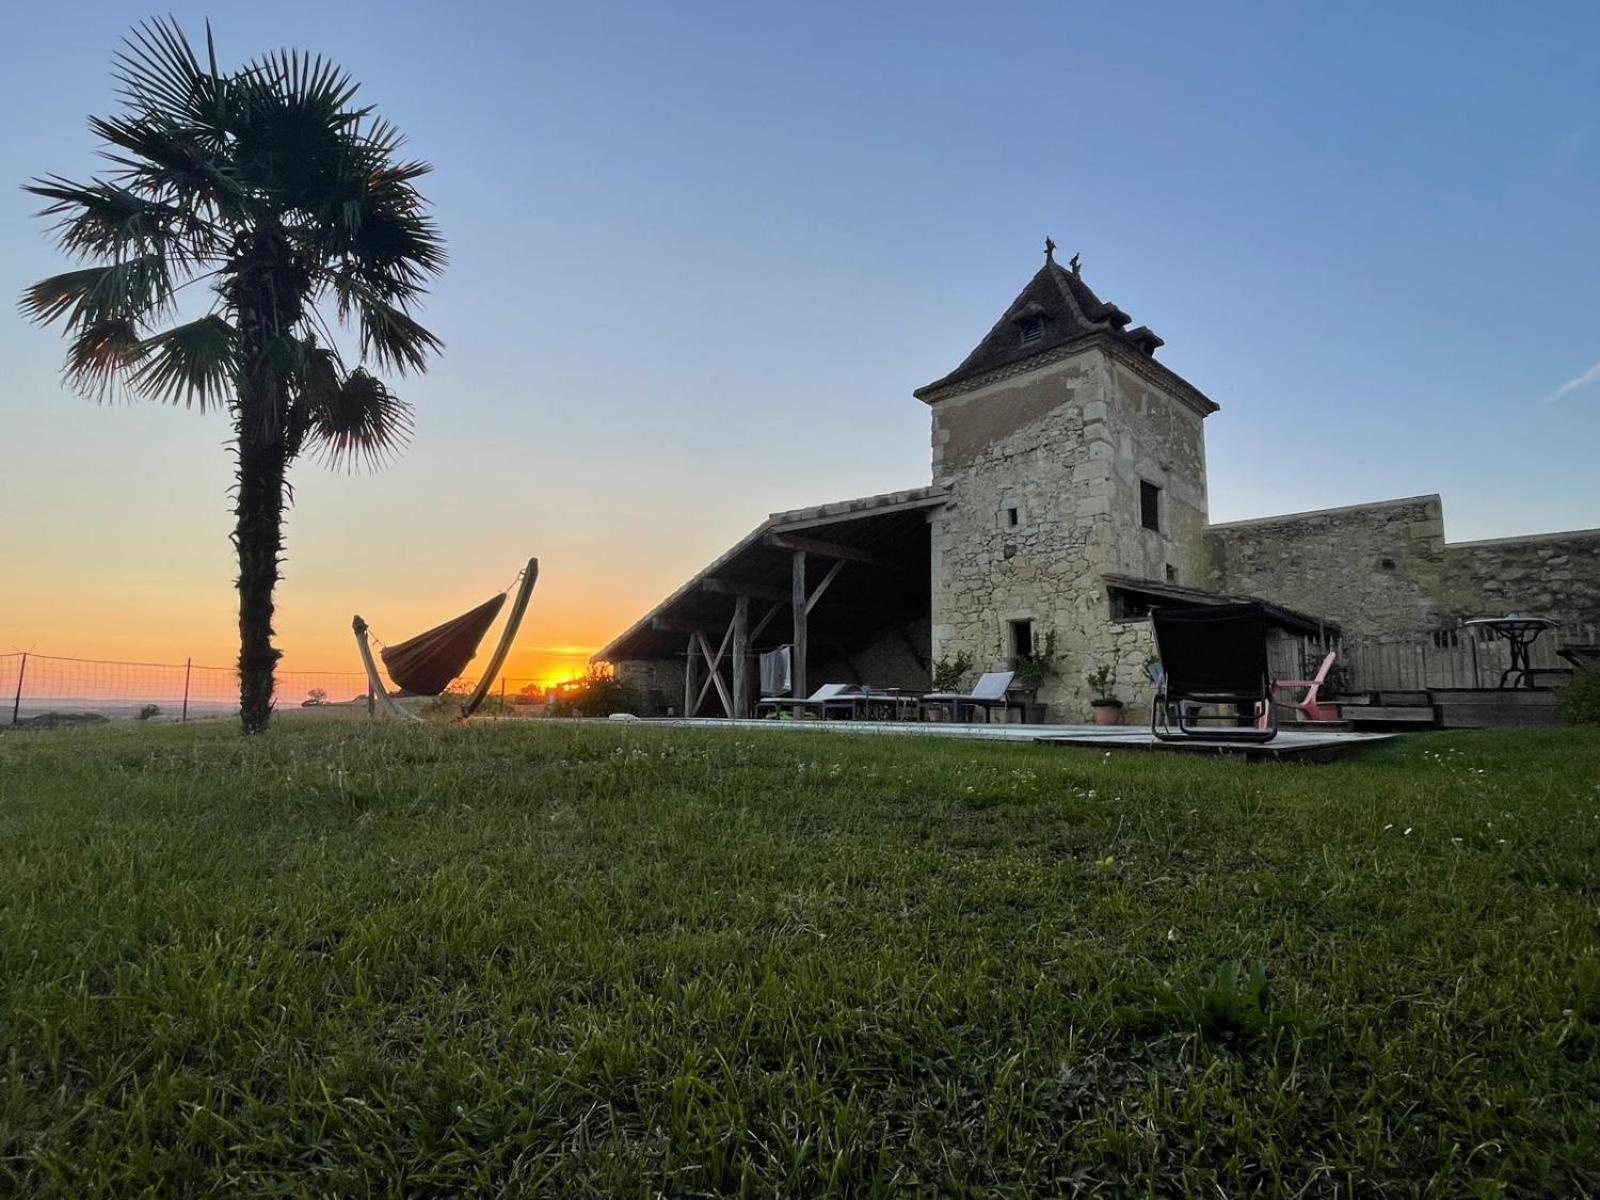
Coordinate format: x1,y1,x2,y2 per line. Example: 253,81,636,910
1085,661,1124,725
930,650,973,694
927,651,973,722
1014,630,1058,723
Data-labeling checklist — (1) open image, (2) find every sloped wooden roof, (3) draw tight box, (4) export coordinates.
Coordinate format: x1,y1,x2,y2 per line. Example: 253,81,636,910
914,252,1212,412
1103,573,1338,636
596,487,948,663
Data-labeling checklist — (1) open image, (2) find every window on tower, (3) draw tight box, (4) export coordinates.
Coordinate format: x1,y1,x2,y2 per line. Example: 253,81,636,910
1140,481,1162,532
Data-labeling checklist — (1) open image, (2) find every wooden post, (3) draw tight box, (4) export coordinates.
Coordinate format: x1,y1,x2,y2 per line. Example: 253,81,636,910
181,657,192,723
731,593,750,719
10,653,25,727
683,635,697,718
791,550,808,712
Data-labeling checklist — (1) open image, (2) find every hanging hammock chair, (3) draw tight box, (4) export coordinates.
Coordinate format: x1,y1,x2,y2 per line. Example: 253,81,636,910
352,557,538,719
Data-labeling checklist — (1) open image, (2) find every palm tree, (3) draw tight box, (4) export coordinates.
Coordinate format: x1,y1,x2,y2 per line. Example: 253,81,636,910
21,19,444,733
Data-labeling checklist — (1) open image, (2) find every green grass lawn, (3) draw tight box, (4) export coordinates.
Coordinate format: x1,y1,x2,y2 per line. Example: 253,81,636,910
1,720,1597,1197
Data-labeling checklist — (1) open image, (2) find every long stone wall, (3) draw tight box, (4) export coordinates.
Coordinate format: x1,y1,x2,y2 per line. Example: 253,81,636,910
1207,494,1600,636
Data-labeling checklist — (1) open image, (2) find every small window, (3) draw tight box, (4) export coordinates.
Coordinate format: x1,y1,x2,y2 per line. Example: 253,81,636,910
1008,619,1034,658
1165,564,1178,583
1003,502,1021,527
1110,592,1155,622
1140,481,1162,532
1018,316,1045,347
1379,557,1397,570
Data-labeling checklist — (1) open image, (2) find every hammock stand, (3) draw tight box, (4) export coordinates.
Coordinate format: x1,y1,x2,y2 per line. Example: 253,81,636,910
352,557,539,720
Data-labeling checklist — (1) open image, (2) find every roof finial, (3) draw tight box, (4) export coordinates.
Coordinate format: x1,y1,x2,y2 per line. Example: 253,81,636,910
1069,251,1082,276
1044,235,1056,263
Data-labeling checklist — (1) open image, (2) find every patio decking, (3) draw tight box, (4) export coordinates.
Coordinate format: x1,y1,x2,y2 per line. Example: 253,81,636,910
613,717,1392,761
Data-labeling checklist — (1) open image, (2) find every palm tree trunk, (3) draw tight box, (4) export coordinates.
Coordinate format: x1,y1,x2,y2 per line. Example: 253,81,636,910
227,223,306,735
234,419,287,734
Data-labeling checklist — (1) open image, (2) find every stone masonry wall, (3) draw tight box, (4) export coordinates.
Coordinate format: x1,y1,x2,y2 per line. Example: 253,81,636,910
1207,495,1600,636
1106,359,1210,588
811,618,932,695
929,346,1211,720
612,658,684,716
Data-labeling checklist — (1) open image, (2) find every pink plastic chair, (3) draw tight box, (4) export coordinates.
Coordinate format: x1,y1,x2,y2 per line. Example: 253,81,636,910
1256,651,1340,728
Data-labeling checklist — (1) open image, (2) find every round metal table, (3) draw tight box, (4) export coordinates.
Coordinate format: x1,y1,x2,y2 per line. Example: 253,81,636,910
1462,616,1560,689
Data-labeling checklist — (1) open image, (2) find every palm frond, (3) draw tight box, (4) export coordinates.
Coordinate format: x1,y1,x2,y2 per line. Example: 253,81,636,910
301,366,413,470
319,184,446,303
360,295,443,375
112,17,229,138
88,114,244,225
63,318,147,400
132,315,238,409
20,258,173,330
24,176,193,260
227,48,376,215
328,273,442,373
238,47,363,121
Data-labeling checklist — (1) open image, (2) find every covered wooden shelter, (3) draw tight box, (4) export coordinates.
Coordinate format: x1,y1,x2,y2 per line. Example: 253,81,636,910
596,488,947,716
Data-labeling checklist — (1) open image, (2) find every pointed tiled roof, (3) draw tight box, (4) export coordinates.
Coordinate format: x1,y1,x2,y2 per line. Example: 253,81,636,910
914,249,1168,402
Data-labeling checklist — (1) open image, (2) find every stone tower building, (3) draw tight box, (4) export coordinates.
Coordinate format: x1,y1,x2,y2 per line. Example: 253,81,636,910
914,247,1218,715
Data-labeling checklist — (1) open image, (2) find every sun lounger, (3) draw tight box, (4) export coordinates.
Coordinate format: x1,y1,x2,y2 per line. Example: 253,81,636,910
919,670,1018,723
1149,603,1277,742
756,682,856,717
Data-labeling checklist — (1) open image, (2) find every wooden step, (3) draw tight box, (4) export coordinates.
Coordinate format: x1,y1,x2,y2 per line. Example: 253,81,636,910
1347,705,1439,730
1430,688,1560,729
1375,691,1432,707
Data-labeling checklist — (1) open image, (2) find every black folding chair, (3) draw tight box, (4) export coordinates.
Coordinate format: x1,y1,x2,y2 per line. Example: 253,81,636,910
1149,602,1278,743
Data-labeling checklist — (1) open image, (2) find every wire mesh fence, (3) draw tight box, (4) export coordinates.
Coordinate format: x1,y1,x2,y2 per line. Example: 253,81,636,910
0,651,561,727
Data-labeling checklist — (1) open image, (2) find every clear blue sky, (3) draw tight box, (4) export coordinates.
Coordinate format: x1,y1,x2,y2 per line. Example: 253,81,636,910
3,1,1597,671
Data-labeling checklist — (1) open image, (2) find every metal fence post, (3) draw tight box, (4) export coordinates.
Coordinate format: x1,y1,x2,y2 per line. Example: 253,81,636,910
181,657,192,723
10,653,25,726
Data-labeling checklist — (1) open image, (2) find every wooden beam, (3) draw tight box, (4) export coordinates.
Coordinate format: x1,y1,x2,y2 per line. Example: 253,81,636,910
767,492,948,534
654,616,709,635
791,550,808,707
765,533,898,570
701,577,788,603
731,594,749,718
749,602,782,643
682,635,696,717
693,628,735,717
805,559,846,616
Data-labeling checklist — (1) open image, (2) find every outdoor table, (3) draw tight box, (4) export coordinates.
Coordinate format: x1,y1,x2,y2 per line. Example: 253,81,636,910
822,688,919,721
1462,616,1560,689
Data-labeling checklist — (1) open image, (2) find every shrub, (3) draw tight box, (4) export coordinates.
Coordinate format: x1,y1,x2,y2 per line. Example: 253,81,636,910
930,651,973,693
548,665,641,718
136,704,160,721
1560,667,1600,726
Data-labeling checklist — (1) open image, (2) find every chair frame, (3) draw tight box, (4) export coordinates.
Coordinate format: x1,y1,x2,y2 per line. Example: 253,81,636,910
919,671,1020,724
755,682,857,718
1149,604,1279,744
1258,650,1339,728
